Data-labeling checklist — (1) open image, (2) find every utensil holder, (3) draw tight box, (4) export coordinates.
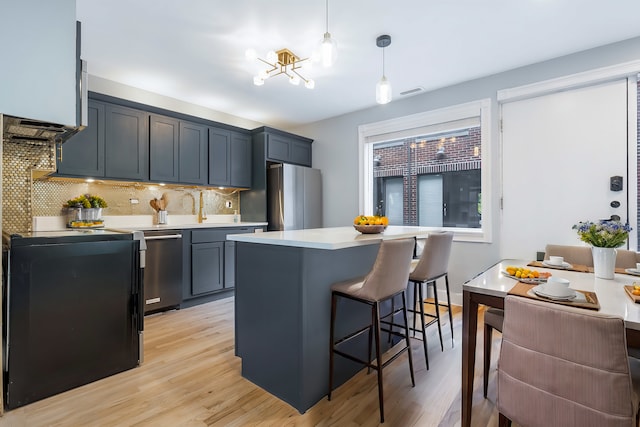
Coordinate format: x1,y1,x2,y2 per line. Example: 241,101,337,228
157,210,168,225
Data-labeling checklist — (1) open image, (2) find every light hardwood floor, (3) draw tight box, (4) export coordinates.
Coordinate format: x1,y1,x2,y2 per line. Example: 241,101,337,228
0,297,502,426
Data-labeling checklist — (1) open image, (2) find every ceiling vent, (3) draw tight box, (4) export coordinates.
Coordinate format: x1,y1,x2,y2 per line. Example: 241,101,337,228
400,87,424,96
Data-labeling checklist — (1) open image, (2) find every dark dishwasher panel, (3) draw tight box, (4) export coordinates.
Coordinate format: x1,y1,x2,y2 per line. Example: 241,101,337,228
4,235,141,410
143,230,183,314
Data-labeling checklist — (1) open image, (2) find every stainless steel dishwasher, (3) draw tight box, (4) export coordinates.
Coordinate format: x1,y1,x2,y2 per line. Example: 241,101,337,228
143,229,183,314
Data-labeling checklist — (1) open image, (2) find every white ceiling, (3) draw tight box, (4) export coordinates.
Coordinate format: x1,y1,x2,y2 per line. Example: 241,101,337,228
76,0,640,129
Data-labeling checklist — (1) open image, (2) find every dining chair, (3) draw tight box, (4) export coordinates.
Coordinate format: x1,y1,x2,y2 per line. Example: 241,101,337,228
497,295,640,427
408,231,454,369
328,238,415,424
544,244,594,267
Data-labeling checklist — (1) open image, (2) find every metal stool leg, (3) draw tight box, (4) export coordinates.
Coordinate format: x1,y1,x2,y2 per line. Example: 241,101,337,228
417,280,429,370
373,302,384,423
445,274,454,347
402,291,416,385
430,280,444,352
328,292,337,400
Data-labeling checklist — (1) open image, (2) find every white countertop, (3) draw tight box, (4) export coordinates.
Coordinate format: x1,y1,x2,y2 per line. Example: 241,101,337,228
32,215,267,231
227,226,433,250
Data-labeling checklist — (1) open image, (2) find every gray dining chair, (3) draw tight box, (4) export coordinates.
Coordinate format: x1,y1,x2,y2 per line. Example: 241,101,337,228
497,295,640,427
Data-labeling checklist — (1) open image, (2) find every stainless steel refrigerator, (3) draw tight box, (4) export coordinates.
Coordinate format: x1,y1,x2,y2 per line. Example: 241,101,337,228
267,163,322,231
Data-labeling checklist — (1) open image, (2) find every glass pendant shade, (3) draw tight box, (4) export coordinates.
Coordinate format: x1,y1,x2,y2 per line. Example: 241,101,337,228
376,75,392,104
320,32,337,67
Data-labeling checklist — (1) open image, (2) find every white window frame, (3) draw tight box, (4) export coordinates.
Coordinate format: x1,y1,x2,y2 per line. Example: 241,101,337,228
358,98,492,242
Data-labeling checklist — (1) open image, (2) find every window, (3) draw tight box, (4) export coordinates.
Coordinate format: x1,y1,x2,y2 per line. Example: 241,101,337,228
359,99,492,242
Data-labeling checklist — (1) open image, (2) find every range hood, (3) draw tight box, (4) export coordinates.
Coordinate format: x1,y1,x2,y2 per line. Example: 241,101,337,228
3,22,87,145
3,115,83,144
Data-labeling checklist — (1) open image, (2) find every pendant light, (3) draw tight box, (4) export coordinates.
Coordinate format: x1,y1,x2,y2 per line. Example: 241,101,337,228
375,35,392,104
320,0,337,67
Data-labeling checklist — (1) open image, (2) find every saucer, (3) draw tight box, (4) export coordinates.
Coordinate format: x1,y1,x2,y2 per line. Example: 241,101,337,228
625,268,640,276
541,260,573,269
533,284,576,301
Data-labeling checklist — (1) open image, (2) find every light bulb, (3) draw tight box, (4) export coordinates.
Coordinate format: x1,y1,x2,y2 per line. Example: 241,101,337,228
376,76,392,104
305,79,315,89
253,76,265,86
321,32,337,67
266,50,278,63
289,75,301,85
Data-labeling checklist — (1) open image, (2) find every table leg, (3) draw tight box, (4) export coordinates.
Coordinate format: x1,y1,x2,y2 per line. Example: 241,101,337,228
462,289,478,427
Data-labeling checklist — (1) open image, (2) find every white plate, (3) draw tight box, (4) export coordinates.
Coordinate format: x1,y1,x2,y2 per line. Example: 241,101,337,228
500,270,547,284
625,268,640,276
541,260,573,269
533,285,577,301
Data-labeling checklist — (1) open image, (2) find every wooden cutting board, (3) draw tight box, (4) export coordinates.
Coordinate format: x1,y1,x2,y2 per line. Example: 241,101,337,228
624,285,640,304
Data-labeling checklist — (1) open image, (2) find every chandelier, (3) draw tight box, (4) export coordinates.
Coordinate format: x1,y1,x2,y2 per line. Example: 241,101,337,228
247,48,315,89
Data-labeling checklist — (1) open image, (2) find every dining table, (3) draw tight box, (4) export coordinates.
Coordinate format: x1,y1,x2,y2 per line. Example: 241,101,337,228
461,258,640,427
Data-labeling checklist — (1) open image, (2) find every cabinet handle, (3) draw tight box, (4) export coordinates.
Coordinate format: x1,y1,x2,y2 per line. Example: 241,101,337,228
57,144,63,162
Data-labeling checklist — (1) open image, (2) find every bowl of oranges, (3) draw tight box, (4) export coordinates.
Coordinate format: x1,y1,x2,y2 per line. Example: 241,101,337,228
353,215,389,234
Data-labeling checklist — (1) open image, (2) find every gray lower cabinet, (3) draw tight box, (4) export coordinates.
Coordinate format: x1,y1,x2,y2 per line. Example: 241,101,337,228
183,227,262,302
56,99,106,177
191,241,224,295
105,103,149,181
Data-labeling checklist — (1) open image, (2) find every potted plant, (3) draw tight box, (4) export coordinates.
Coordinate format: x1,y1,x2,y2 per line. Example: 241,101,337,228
573,219,632,279
64,194,108,227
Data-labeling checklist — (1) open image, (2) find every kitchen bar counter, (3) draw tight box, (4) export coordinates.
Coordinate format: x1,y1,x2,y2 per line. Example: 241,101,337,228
231,226,431,413
227,225,431,249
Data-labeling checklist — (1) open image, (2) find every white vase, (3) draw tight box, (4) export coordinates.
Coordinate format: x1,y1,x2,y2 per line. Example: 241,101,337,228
592,247,617,280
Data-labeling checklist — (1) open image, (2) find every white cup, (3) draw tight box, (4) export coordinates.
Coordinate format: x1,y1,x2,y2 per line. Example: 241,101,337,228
544,276,571,296
548,256,564,266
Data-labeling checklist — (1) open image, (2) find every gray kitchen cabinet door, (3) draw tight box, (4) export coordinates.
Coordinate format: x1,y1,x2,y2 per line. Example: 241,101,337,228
105,104,149,180
149,114,179,183
179,121,208,185
290,139,312,167
230,132,252,188
57,99,105,177
208,127,231,186
191,242,224,295
266,134,291,163
224,241,236,289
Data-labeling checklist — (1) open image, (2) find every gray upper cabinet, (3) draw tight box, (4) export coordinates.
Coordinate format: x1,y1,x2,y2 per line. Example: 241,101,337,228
105,104,149,181
179,121,208,185
150,117,208,185
149,114,180,183
56,99,106,177
209,128,252,188
264,130,312,167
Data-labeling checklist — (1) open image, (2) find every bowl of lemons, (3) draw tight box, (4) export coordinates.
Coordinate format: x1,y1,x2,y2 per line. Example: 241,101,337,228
353,215,389,234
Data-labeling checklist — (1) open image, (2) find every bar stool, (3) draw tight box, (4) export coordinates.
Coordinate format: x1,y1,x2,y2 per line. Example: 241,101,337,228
408,231,454,369
328,238,415,424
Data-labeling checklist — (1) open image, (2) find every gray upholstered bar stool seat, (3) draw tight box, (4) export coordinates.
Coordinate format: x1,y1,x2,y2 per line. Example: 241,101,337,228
408,231,454,370
328,237,416,424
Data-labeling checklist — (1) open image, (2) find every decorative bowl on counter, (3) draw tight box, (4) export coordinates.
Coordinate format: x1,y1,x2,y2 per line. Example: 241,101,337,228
354,224,387,234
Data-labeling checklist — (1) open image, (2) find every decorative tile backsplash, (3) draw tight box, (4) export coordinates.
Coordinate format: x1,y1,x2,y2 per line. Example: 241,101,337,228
3,141,241,233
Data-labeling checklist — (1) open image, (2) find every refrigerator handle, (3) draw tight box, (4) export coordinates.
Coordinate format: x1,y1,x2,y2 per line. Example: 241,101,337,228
279,188,285,228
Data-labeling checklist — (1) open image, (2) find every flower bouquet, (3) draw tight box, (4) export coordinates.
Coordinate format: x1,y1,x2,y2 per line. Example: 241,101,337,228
573,219,632,279
572,219,631,248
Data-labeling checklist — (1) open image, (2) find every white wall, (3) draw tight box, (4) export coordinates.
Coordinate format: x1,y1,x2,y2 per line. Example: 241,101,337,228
89,76,264,131
288,36,640,301
0,0,77,125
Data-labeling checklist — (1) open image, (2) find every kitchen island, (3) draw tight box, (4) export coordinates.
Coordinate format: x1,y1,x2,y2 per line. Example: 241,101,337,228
227,226,432,413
